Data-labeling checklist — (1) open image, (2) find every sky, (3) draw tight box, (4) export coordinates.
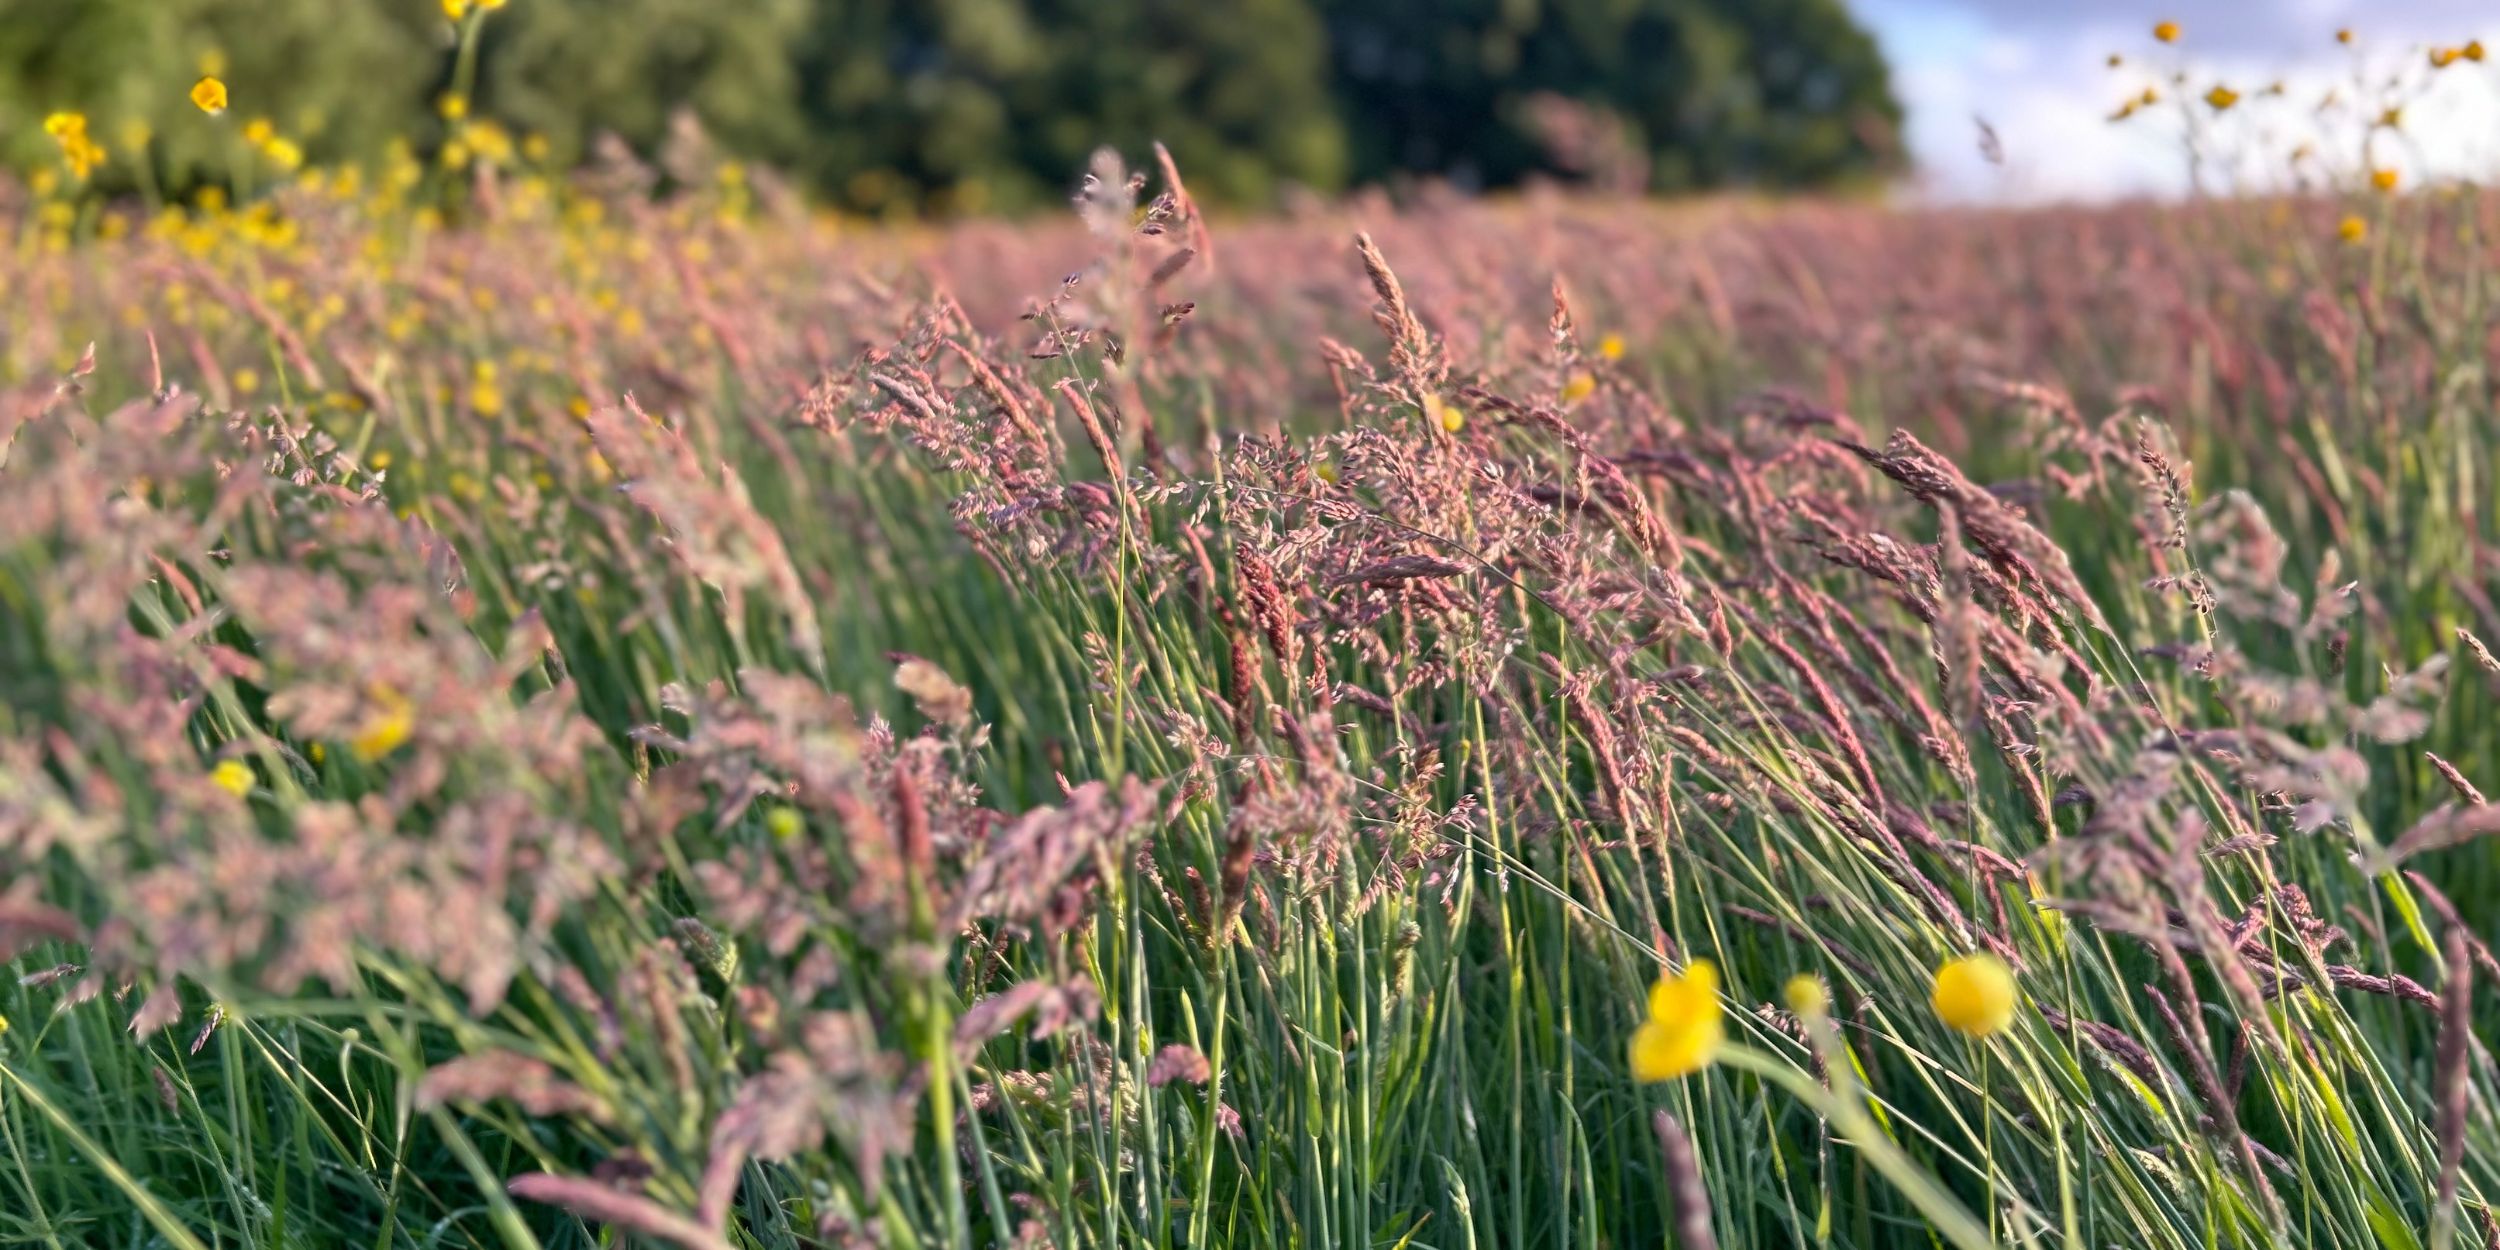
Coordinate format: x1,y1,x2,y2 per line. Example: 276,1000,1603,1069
1849,0,2500,202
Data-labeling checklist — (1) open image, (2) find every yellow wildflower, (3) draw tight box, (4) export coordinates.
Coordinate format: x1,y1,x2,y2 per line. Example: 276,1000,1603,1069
2153,20,2180,43
2336,28,2352,45
43,113,105,179
2372,167,2399,193
191,76,228,115
2203,84,2239,112
2338,214,2367,244
1560,372,1597,405
210,759,255,797
1424,393,1463,433
438,93,469,122
1930,954,2018,1039
1597,332,1626,361
368,451,392,471
2431,46,2461,69
443,0,469,19
2468,41,2487,63
1314,461,1339,484
261,138,303,172
243,117,275,147
765,807,803,841
1783,974,1829,1017
351,688,413,761
1629,960,1723,1082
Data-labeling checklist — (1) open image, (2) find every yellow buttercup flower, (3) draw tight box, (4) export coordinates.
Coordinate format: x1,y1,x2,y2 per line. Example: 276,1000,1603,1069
443,0,469,19
2153,20,2180,43
1424,393,1463,433
211,759,255,797
765,807,803,841
243,117,275,147
351,687,413,761
2468,41,2487,63
2335,28,2352,45
1629,959,1723,1082
2430,46,2461,69
1930,954,2018,1039
2338,215,2367,244
2371,168,2399,193
191,76,228,115
2203,85,2239,112
1560,372,1596,405
1597,332,1625,361
1784,974,1829,1017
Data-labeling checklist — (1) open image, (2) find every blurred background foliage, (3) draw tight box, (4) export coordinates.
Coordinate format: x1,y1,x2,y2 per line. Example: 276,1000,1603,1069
1,0,1902,212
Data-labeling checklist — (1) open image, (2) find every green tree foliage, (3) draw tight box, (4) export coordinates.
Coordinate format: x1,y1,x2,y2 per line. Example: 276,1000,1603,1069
0,0,435,190
476,0,813,174
2,0,1900,207
788,0,1346,213
1315,0,1903,193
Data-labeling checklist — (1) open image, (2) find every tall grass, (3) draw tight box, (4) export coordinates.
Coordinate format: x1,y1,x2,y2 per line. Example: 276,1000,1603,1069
1,142,2496,1250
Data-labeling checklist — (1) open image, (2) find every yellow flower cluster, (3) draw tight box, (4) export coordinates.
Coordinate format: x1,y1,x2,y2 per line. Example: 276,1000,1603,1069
241,116,304,172
43,112,107,180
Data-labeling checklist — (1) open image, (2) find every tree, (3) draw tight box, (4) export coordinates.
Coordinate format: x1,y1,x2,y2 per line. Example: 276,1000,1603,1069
473,0,813,177
789,0,1345,214
1314,0,1901,194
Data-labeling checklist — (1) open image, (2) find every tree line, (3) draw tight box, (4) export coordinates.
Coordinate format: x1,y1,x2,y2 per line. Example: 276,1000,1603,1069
3,0,1903,209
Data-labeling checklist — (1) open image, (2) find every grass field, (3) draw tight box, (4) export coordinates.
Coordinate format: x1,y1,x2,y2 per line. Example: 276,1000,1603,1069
3,134,2498,1249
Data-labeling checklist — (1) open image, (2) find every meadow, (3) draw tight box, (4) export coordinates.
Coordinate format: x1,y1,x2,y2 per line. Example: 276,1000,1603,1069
4,80,2500,1250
